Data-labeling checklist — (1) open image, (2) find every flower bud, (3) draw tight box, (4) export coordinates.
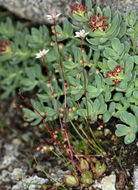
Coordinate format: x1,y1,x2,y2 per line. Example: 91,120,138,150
72,107,76,111
46,83,51,88
98,115,102,119
52,77,56,82
59,43,63,49
58,33,62,37
60,107,64,112
68,112,72,117
52,29,55,33
55,69,59,73
50,41,55,46
95,69,99,74
80,171,93,185
64,174,79,187
67,57,72,62
80,158,89,171
60,113,63,118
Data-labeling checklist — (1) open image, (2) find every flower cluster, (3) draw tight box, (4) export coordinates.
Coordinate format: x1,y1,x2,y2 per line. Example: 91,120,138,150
0,41,10,56
88,13,109,32
105,65,124,86
71,1,88,17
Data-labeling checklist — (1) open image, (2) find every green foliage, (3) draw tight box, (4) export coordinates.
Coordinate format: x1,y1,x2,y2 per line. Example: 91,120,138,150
0,1,137,145
115,110,138,144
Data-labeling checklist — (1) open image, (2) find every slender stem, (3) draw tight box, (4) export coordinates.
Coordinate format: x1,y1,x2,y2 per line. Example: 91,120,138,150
53,18,75,169
53,19,67,131
42,57,63,130
81,37,90,154
19,90,82,173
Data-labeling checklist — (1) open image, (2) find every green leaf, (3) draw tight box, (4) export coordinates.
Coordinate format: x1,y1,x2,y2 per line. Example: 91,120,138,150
103,6,111,23
125,56,134,72
72,46,81,63
93,50,100,64
37,94,50,102
132,125,138,133
117,22,126,38
111,38,120,52
21,78,34,86
104,47,119,60
113,92,123,101
87,86,101,98
85,0,92,11
71,14,86,22
128,11,137,27
31,117,42,126
96,7,103,17
115,103,123,111
124,133,136,144
106,12,121,36
74,92,83,101
124,13,129,26
98,102,107,114
133,90,138,99
120,111,137,127
95,74,102,89
111,38,124,55
104,89,111,102
68,76,77,86
107,59,118,71
86,37,100,46
63,61,79,70
45,107,57,117
103,111,111,122
115,124,131,136
134,56,138,64
23,108,36,122
109,102,116,113
63,18,73,36
77,109,87,118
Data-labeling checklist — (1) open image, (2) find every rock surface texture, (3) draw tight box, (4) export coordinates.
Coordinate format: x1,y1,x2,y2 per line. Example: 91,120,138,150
0,0,74,24
0,0,137,24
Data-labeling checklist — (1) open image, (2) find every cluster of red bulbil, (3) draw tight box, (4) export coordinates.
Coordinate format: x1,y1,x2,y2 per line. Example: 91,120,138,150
71,1,88,15
88,13,109,32
0,41,10,56
105,65,124,86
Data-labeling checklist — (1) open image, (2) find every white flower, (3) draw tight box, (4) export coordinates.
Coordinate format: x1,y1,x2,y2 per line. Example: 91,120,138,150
46,12,61,20
36,49,49,59
75,29,89,38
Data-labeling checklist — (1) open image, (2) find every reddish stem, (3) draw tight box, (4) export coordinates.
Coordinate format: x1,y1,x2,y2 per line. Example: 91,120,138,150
53,18,75,168
19,90,82,173
81,37,90,154
42,57,63,130
53,18,67,131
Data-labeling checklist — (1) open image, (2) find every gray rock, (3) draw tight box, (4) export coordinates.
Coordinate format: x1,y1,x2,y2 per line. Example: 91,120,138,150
12,138,22,147
0,0,74,24
93,174,116,190
0,155,17,170
134,165,138,190
0,170,12,185
0,0,137,24
98,0,138,16
12,168,23,181
12,175,49,190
